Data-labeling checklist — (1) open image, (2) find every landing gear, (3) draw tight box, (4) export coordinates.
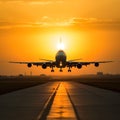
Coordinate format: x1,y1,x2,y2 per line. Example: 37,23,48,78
60,69,63,72
68,66,72,72
68,69,71,72
51,66,54,72
51,69,54,72
59,68,63,72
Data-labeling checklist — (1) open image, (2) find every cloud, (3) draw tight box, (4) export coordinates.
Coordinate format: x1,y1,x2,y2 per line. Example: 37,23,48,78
0,16,70,29
68,18,120,30
0,21,33,29
0,0,64,4
28,1,52,5
70,18,120,25
0,0,50,1
0,18,120,29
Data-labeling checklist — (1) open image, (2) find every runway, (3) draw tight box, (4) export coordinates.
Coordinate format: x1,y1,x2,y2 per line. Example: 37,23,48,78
0,81,120,120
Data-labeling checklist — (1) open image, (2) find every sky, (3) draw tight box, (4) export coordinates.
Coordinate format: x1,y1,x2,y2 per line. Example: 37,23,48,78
0,0,120,76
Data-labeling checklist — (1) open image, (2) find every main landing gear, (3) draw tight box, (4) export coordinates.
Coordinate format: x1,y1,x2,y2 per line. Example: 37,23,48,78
51,69,54,72
68,66,72,72
51,67,54,72
51,67,71,72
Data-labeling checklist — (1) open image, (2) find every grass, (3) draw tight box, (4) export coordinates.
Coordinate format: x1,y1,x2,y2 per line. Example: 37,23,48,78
0,76,50,95
75,75,120,92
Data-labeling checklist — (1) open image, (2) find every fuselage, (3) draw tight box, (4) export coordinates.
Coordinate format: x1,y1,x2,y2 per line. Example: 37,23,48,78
55,50,67,68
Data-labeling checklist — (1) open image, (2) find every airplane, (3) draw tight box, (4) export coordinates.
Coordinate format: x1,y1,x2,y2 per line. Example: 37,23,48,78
9,40,112,72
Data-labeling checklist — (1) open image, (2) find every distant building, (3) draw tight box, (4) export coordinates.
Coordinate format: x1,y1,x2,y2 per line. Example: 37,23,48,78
97,72,103,76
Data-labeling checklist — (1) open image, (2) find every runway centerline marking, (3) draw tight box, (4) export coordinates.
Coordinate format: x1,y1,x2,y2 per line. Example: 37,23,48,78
46,82,77,120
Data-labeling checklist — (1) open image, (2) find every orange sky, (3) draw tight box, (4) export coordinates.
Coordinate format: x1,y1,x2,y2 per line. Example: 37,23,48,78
0,0,120,75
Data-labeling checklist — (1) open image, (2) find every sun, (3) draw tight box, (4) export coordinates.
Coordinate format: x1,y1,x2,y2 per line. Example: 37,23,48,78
57,37,65,50
57,41,65,50
41,30,75,52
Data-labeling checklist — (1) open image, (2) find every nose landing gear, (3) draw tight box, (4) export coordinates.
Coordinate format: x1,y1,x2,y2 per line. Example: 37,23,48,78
68,69,71,72
59,68,63,72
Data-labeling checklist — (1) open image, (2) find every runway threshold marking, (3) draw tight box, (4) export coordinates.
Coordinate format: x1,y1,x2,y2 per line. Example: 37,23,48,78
46,82,77,120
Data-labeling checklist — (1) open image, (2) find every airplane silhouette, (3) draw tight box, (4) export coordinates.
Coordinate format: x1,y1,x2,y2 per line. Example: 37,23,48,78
9,40,112,72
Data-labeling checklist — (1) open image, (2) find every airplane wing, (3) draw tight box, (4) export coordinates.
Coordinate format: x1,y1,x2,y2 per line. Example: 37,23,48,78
66,61,113,68
9,61,56,68
9,61,45,66
78,61,113,65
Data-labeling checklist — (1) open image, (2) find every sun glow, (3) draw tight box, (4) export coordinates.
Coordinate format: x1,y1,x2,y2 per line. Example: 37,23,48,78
48,33,70,50
57,39,65,50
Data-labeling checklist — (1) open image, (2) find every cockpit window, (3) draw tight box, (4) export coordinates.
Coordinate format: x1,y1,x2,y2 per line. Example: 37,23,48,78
56,50,66,56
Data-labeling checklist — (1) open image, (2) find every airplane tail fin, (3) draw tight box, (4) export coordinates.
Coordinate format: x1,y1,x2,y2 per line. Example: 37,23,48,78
58,36,64,50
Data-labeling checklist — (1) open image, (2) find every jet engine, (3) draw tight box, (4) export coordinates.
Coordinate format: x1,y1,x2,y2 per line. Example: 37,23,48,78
42,63,47,69
68,62,72,68
77,63,82,69
95,62,99,67
27,63,32,68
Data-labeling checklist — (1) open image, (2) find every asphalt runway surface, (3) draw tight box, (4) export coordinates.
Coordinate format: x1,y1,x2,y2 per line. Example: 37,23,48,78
0,81,120,120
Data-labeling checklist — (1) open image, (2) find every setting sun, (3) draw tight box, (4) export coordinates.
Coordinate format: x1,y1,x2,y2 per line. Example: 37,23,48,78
57,39,65,50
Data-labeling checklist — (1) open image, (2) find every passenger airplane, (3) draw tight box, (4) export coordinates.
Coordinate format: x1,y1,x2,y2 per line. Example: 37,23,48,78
9,40,112,72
